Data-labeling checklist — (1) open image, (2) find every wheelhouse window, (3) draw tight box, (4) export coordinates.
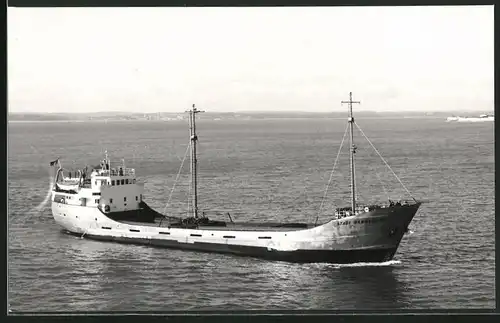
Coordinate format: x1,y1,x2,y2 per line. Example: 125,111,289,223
136,196,138,201
110,198,113,204
125,179,129,184
124,197,127,202
121,179,125,185
112,180,115,186
117,180,120,186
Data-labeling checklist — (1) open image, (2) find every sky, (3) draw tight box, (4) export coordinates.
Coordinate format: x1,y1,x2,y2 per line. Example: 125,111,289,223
7,6,494,113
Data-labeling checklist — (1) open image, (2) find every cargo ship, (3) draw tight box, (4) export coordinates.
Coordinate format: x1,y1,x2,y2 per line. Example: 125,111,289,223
50,92,421,263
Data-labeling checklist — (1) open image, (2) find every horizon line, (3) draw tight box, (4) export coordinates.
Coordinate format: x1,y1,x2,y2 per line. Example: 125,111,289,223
8,109,494,115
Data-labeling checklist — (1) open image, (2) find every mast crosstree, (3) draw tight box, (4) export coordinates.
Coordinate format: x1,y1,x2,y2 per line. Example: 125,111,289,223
186,104,204,218
341,92,361,214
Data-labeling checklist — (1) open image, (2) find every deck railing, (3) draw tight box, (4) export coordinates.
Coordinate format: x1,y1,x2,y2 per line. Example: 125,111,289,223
334,199,418,219
94,168,135,177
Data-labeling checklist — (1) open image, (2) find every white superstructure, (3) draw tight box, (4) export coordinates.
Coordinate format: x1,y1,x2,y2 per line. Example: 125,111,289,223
51,155,144,215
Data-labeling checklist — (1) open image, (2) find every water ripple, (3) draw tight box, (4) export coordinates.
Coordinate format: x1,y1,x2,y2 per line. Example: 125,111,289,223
8,119,494,311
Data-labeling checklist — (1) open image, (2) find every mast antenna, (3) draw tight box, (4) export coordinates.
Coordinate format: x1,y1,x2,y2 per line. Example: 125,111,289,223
105,150,110,170
185,104,204,218
341,92,361,215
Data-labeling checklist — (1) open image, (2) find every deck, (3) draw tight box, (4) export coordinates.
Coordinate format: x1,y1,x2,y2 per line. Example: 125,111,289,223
117,219,315,232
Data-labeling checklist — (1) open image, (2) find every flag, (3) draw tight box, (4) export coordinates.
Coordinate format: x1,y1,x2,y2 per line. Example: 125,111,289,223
49,159,59,166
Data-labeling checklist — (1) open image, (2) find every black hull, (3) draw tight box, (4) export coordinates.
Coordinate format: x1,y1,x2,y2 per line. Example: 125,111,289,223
105,201,179,223
103,202,308,229
104,202,228,227
65,230,397,264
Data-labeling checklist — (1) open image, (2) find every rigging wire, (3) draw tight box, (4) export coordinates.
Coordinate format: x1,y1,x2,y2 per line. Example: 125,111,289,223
354,122,416,201
314,122,350,226
162,143,191,216
375,168,391,201
353,131,391,203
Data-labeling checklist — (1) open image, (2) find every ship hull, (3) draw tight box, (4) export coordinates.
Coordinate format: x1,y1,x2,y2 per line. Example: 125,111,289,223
64,229,397,263
52,200,419,264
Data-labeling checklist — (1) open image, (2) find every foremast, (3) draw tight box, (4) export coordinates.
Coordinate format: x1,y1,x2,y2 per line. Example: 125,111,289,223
341,92,360,214
187,104,204,218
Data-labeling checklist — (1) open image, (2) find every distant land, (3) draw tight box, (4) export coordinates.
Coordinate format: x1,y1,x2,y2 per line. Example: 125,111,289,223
8,110,495,122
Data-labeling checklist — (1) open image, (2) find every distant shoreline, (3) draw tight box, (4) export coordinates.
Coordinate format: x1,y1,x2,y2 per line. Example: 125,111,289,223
8,110,492,123
7,116,450,123
8,119,153,123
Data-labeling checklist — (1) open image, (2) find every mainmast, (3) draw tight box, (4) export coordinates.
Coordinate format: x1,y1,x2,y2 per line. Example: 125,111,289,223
186,104,204,218
341,92,360,214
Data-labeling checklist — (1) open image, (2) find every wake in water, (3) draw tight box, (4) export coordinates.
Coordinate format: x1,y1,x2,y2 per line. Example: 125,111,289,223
332,260,401,268
305,260,402,270
27,145,56,215
33,169,55,214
